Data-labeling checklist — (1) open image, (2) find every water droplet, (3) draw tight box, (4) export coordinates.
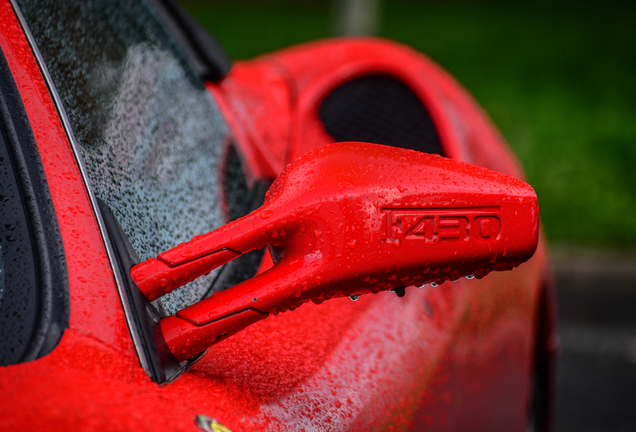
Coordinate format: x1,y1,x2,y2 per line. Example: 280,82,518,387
349,294,360,301
466,274,474,280
253,297,257,302
315,229,322,238
348,239,356,248
261,210,274,219
415,282,426,288
430,282,438,287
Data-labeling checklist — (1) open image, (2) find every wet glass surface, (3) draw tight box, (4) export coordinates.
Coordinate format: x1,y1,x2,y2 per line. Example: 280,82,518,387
17,0,228,313
0,244,4,307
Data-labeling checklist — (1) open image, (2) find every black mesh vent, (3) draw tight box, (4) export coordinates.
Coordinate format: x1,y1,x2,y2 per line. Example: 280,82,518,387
318,74,444,156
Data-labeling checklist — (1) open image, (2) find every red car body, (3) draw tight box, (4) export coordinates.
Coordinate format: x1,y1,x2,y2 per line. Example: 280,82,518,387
0,0,557,431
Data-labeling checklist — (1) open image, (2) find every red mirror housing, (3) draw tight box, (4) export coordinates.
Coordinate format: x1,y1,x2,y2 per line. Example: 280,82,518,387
131,142,539,361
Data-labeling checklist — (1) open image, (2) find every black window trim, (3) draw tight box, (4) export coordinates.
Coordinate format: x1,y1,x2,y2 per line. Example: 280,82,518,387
0,35,69,364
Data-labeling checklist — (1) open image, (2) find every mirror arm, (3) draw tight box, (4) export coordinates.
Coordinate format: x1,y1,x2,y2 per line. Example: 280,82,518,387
130,142,540,362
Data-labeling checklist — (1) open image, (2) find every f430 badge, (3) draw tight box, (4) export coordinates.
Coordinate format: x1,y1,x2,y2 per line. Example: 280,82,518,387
383,207,502,245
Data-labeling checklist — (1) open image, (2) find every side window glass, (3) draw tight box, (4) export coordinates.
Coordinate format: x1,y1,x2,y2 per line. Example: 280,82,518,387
16,0,229,313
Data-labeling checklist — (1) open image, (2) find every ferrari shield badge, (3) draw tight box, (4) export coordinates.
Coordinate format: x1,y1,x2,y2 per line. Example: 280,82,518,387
195,415,233,432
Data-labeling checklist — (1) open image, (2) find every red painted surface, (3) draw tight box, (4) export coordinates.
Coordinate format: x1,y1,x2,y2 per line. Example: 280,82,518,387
0,2,552,430
207,61,294,184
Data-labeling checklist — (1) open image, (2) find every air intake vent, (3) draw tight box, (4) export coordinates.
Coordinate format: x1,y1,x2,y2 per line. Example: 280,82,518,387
318,75,444,156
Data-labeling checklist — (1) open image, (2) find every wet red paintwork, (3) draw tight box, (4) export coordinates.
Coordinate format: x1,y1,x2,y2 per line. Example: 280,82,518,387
0,2,552,430
208,61,294,184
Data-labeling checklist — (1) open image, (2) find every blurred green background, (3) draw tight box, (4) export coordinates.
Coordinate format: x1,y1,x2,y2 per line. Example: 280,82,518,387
181,0,636,248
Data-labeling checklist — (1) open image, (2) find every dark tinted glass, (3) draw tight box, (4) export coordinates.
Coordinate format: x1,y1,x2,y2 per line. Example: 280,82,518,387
16,0,229,313
0,123,39,365
0,49,68,365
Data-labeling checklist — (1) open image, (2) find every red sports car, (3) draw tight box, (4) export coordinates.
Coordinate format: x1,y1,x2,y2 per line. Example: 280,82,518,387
0,0,557,431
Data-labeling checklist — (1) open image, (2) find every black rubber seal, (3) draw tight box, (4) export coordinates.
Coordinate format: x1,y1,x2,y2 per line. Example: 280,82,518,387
0,46,69,365
98,198,184,384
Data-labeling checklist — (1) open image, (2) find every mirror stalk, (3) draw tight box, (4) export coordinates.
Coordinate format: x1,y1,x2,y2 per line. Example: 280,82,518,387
131,142,539,361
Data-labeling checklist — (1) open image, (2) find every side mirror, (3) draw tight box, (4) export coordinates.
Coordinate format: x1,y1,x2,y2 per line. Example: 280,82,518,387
131,142,539,361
